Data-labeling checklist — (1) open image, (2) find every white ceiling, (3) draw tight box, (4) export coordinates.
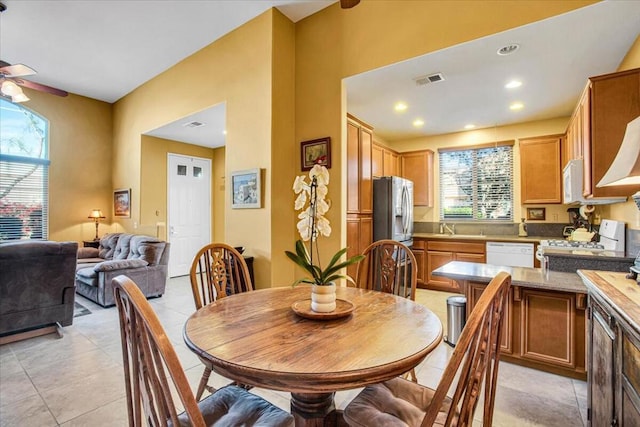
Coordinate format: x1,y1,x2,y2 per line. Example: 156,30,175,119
1,1,639,148
346,1,640,141
0,0,334,148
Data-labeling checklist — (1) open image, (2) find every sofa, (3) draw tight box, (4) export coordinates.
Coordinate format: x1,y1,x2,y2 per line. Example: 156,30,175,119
76,233,170,307
0,240,78,342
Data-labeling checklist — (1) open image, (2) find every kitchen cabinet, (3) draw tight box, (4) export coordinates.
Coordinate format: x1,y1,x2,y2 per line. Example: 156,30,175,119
468,282,513,354
347,114,373,279
425,240,485,292
372,143,401,178
465,282,586,379
401,150,434,207
519,134,563,204
584,273,640,427
372,144,384,178
411,239,426,287
572,68,640,198
564,86,589,168
520,289,582,369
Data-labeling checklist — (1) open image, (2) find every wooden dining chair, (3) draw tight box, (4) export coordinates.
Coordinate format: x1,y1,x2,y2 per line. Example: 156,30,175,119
355,239,417,301
112,275,293,427
356,239,419,381
189,243,253,400
343,271,511,427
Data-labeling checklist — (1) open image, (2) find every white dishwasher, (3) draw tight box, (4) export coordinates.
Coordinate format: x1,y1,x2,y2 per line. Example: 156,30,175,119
486,242,534,268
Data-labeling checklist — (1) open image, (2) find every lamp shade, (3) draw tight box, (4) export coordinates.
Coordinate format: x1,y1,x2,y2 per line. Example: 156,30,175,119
89,209,105,219
597,116,640,187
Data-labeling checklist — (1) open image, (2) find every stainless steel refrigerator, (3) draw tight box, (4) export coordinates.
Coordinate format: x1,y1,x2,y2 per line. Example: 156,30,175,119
373,176,414,246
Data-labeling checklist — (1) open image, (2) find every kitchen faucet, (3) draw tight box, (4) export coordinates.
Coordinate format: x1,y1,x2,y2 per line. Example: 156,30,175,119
441,222,455,235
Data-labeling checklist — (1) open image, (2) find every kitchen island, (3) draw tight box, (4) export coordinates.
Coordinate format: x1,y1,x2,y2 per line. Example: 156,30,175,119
432,261,587,379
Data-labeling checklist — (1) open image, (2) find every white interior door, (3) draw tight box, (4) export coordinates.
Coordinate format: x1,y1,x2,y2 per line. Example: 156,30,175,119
167,154,211,277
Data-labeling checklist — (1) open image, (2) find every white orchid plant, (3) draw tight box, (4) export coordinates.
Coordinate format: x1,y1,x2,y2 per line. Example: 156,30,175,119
285,164,364,286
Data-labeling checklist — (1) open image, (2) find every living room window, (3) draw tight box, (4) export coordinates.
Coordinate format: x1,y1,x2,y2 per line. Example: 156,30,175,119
0,99,49,240
439,142,514,221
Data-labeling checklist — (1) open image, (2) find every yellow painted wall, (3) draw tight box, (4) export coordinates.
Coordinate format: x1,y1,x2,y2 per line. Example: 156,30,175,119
113,11,276,286
270,11,298,286
213,147,226,242
607,34,640,230
19,90,113,242
140,135,216,240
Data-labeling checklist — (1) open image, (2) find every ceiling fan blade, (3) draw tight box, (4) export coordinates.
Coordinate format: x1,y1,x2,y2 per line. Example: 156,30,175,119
14,78,68,97
340,0,360,8
0,63,36,77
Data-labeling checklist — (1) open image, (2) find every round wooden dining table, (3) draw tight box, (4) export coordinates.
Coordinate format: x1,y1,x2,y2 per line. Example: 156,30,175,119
183,285,443,426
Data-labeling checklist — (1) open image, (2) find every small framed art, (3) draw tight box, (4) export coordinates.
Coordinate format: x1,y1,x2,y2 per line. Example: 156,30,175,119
301,137,331,171
231,169,261,209
114,188,131,218
526,207,546,221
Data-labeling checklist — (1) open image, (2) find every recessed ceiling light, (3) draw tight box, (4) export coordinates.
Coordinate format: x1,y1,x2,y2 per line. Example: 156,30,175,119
505,80,522,89
222,130,227,135
509,102,524,111
497,44,520,56
413,119,424,127
464,124,476,130
394,102,408,112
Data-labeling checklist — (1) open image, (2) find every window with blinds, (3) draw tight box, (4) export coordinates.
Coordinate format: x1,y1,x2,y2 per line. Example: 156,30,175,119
439,143,513,221
0,99,49,240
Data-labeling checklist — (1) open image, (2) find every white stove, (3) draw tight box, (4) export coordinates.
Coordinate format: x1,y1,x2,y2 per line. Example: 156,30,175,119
539,219,626,254
540,239,606,251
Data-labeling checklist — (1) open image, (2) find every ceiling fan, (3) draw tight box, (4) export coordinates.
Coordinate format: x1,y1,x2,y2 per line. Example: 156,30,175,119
340,0,360,9
0,60,68,103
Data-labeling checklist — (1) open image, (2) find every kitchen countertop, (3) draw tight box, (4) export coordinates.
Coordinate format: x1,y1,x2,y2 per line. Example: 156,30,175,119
578,270,640,331
432,261,587,293
413,233,545,243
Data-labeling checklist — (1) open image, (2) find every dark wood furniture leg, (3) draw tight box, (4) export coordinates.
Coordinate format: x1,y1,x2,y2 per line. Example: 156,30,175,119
290,392,337,426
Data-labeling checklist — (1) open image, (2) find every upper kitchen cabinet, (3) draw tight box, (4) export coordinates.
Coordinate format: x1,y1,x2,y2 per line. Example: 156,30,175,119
372,143,401,178
520,135,563,204
564,86,589,169
401,149,434,207
580,68,640,198
347,114,373,214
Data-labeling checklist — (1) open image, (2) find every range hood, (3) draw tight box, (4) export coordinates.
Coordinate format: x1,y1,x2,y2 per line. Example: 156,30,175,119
563,159,626,205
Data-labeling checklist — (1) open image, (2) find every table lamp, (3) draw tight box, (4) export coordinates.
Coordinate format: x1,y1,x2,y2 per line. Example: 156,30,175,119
88,209,105,240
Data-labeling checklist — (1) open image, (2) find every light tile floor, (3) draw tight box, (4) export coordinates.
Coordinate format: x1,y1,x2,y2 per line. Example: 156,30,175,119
0,276,587,426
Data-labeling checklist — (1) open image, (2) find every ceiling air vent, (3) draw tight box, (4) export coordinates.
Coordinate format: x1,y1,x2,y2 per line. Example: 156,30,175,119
182,121,205,128
414,72,445,86
497,44,520,56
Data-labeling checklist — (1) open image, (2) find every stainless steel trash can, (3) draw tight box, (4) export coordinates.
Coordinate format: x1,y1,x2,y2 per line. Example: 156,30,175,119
445,295,466,347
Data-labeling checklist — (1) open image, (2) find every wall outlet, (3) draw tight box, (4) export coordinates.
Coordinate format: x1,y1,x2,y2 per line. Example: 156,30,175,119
552,213,558,221
133,221,138,229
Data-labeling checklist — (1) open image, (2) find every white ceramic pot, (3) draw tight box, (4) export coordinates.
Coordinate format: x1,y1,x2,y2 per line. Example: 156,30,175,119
311,282,336,313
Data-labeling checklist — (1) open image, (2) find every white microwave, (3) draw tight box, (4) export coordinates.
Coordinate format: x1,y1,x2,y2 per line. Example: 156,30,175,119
563,159,626,205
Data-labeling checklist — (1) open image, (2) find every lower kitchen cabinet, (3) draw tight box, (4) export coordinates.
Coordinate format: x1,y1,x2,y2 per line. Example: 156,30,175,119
424,240,485,293
468,282,513,354
346,214,372,280
411,239,426,287
588,291,640,426
465,281,586,379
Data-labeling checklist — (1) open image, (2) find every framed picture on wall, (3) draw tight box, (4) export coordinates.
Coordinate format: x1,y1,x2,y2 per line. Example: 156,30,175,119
301,137,331,171
526,207,546,221
231,169,261,209
114,188,131,218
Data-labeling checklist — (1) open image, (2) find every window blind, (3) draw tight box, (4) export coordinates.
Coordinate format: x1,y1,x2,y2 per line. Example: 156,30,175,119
0,154,49,240
439,145,513,221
